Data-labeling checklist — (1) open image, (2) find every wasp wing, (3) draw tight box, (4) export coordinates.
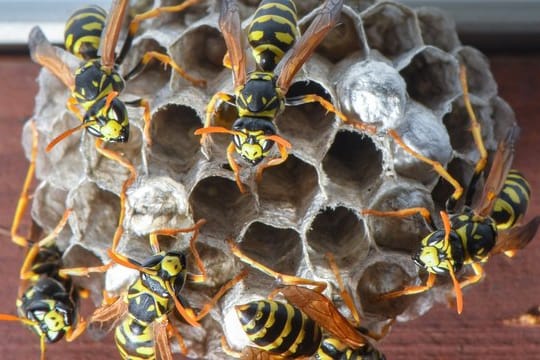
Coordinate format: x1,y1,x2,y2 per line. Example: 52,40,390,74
154,318,173,360
491,216,540,256
100,0,129,69
219,0,247,87
275,0,343,93
280,285,366,349
28,26,75,90
88,296,127,340
475,125,520,217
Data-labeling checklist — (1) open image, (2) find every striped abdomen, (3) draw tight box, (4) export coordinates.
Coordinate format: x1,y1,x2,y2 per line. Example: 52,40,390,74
236,299,322,358
316,337,386,360
64,5,107,60
248,0,299,71
491,169,531,230
115,316,156,360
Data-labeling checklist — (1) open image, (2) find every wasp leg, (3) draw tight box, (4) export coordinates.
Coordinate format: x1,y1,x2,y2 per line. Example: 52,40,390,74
150,218,206,260
228,238,327,292
362,207,436,231
124,98,152,145
193,270,248,321
225,142,246,193
254,139,289,183
65,316,87,342
286,94,377,134
380,272,436,300
458,262,484,290
460,65,488,206
199,91,236,152
11,120,39,248
220,335,243,358
167,320,187,355
117,0,202,65
66,96,84,122
326,252,362,327
58,261,113,278
94,139,137,252
388,129,464,211
125,50,206,87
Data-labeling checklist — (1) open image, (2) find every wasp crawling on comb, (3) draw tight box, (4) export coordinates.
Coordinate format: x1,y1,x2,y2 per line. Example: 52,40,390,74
363,66,540,314
195,0,375,193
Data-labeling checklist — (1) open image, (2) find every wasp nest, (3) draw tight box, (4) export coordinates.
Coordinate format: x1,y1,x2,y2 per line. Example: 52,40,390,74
25,0,518,358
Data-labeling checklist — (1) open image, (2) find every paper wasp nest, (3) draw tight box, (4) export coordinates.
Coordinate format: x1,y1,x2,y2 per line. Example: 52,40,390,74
25,0,517,358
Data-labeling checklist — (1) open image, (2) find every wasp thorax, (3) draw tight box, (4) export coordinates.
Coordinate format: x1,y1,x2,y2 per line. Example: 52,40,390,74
237,73,282,116
74,60,124,105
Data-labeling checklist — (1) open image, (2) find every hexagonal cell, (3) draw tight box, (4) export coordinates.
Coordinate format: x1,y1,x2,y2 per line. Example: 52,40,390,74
189,176,257,242
442,97,495,160
344,0,377,13
300,5,366,63
277,81,339,162
170,24,226,87
361,2,423,63
30,181,69,233
355,261,417,319
399,46,460,116
237,221,303,276
416,7,460,52
62,244,107,303
322,130,382,206
334,59,407,129
147,103,202,177
363,181,433,252
392,101,453,187
306,206,369,267
257,155,319,227
491,96,517,143
455,46,497,100
83,123,144,195
66,180,121,260
120,38,172,98
431,157,475,211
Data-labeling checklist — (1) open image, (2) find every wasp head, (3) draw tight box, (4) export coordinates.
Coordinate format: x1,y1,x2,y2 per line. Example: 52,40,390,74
232,117,277,165
84,97,129,142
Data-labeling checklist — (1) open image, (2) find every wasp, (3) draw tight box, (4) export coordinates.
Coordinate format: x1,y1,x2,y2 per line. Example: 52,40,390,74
362,66,540,314
29,0,205,150
89,231,247,359
195,0,375,193
223,241,387,359
0,122,111,359
64,5,107,61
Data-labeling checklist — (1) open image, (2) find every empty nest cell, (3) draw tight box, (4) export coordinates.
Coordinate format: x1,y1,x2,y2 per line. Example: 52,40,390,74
306,206,369,266
362,2,423,63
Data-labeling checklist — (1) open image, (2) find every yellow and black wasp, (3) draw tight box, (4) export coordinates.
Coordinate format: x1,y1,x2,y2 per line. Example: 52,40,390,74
0,122,110,359
64,5,107,61
29,0,205,150
223,241,387,359
195,0,375,193
362,66,540,314
89,231,247,359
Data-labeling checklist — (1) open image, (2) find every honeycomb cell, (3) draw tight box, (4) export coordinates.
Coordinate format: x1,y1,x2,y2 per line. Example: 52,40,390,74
363,181,433,252
301,5,366,63
431,157,474,210
335,59,407,129
30,181,69,234
124,176,193,235
306,206,369,267
237,221,303,276
491,96,517,143
65,180,121,260
322,130,382,207
169,24,226,87
456,46,498,100
399,46,460,116
392,101,453,187
362,2,423,64
147,103,203,177
276,80,338,162
257,155,319,228
190,176,257,243
62,244,107,303
344,0,377,13
120,38,171,98
83,122,143,195
356,260,417,319
416,7,460,52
